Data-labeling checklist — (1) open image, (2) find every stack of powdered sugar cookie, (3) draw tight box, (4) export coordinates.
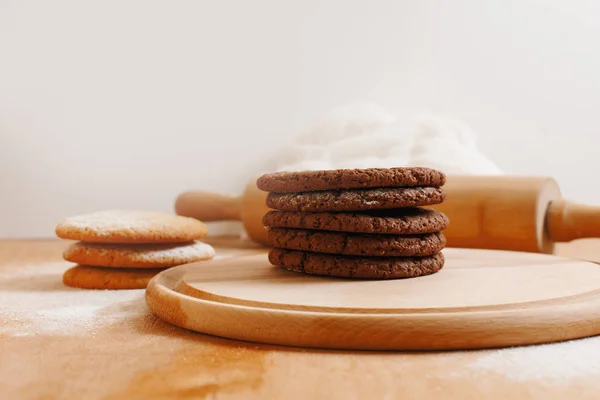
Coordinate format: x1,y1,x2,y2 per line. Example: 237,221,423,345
55,210,216,290
256,167,449,279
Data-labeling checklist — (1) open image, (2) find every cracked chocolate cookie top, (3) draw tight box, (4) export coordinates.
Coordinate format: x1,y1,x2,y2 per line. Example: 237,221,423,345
262,208,449,235
268,249,445,279
257,167,445,193
266,187,445,212
267,228,446,257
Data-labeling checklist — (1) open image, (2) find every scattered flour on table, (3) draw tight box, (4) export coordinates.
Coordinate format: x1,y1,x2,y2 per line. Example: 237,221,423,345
462,337,600,383
4,257,600,384
0,262,146,337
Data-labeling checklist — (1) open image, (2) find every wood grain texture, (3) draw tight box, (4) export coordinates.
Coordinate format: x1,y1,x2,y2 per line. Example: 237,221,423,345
4,237,600,400
146,247,600,351
429,175,561,253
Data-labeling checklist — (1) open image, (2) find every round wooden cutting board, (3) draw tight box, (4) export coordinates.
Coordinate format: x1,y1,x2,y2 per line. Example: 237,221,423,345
145,248,600,351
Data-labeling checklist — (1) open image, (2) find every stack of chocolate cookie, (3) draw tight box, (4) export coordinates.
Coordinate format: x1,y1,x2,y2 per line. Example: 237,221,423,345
256,167,448,279
55,210,216,290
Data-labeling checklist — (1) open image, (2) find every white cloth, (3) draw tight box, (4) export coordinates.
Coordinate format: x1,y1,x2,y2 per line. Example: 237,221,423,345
273,103,503,175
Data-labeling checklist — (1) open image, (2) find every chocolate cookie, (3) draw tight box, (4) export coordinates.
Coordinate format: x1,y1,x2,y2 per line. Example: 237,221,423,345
263,208,449,235
266,187,445,212
268,249,445,279
256,167,445,193
267,228,445,257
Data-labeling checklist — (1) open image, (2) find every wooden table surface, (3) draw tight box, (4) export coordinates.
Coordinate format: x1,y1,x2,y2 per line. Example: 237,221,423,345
2,237,600,400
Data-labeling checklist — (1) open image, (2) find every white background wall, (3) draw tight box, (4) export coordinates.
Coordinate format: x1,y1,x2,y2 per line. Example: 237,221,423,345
1,0,600,238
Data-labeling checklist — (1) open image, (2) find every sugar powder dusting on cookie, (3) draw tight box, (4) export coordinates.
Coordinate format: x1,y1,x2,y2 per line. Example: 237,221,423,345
55,209,208,243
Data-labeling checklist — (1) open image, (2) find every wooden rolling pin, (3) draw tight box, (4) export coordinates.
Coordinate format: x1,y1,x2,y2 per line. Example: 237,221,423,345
175,175,600,254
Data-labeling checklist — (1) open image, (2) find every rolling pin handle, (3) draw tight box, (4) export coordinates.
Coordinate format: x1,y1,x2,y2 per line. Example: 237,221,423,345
547,200,600,242
174,191,242,222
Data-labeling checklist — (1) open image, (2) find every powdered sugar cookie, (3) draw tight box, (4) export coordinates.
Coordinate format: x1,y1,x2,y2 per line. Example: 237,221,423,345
55,210,208,244
63,240,215,268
